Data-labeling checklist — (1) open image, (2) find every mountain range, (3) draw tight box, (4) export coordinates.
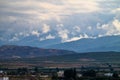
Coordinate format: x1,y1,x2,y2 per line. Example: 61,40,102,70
0,35,61,48
46,35,120,52
1,35,120,53
0,35,120,59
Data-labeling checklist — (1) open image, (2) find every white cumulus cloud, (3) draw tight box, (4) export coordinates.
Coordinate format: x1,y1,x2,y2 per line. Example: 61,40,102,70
31,30,40,37
42,24,50,33
46,34,55,39
66,34,94,42
58,29,69,42
9,36,19,42
97,19,120,36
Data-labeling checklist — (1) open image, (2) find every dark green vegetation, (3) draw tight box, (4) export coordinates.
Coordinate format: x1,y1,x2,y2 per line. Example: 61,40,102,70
1,51,120,68
37,51,120,63
16,52,120,63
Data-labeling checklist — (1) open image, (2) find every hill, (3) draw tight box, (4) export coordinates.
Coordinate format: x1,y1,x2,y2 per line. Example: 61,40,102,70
4,51,120,68
22,51,119,63
47,35,120,52
0,45,76,58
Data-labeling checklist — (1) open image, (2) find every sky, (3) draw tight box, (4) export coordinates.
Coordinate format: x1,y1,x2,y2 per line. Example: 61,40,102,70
0,0,120,43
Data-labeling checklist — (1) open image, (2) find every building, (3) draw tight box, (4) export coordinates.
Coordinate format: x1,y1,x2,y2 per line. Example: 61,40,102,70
104,73,113,77
57,71,64,77
0,77,9,80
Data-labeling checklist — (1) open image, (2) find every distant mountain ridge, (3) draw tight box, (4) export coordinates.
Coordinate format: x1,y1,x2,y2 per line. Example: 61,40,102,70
0,36,61,48
0,45,76,58
0,35,120,59
46,35,120,52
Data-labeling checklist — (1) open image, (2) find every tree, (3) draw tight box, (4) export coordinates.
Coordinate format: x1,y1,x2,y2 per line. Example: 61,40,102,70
17,67,28,75
34,67,39,73
52,72,58,80
82,69,96,77
113,73,119,78
64,68,76,80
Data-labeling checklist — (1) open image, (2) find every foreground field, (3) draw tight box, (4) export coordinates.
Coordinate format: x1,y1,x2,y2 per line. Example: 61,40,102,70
0,52,120,80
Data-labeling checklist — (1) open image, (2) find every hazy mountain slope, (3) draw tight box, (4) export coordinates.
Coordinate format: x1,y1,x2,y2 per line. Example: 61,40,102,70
47,35,120,52
0,45,76,58
0,36,61,48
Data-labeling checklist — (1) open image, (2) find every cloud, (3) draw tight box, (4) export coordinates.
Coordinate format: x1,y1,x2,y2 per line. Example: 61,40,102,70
97,19,120,36
112,8,120,13
66,37,81,42
56,24,64,27
113,19,120,31
18,32,30,37
73,26,81,32
31,30,40,37
0,0,120,43
46,34,55,39
66,34,94,42
58,29,69,41
42,24,50,33
9,36,19,42
39,38,45,41
0,0,101,23
63,0,101,13
87,26,92,30
0,37,4,41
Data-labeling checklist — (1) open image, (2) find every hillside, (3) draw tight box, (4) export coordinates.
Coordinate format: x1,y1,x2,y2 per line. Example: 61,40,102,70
3,51,120,68
47,35,120,52
23,51,120,63
0,45,76,58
